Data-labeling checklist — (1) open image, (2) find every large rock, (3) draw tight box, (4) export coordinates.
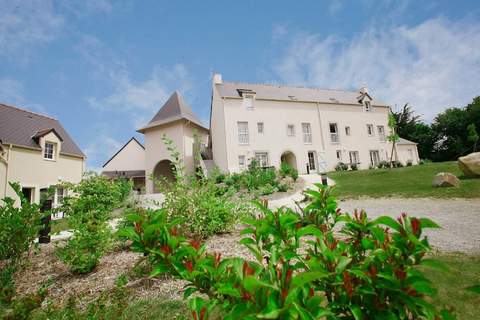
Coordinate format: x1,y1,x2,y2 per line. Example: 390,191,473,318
458,152,480,178
432,172,460,187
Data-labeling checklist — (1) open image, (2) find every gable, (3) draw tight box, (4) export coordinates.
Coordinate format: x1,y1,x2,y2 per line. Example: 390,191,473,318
102,137,145,171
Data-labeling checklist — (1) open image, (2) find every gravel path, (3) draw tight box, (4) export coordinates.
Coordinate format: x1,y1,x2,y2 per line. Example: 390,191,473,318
337,198,480,253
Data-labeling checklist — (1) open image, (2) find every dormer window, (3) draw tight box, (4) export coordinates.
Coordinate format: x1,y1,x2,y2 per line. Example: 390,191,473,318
243,94,254,109
44,142,56,160
364,101,372,112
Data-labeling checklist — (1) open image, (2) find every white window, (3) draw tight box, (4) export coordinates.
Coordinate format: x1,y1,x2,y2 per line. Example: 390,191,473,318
365,101,371,112
55,187,65,206
367,124,374,136
336,150,342,161
287,124,295,136
369,150,380,166
329,123,339,143
302,123,312,144
257,122,264,134
238,155,246,169
44,142,55,160
238,122,249,145
255,152,269,167
243,95,254,109
345,126,351,136
349,151,359,164
377,125,386,141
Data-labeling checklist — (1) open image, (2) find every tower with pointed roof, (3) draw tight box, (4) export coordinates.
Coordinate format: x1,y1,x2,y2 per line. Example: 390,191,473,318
137,91,209,193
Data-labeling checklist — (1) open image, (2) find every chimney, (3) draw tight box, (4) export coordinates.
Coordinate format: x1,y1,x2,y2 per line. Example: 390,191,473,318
213,73,223,85
359,85,368,95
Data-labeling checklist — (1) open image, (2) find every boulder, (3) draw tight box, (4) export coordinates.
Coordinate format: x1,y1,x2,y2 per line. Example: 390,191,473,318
432,172,460,187
458,152,480,178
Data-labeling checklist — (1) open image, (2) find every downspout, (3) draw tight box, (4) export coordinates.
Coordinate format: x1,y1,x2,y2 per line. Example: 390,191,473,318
3,145,12,197
315,102,326,151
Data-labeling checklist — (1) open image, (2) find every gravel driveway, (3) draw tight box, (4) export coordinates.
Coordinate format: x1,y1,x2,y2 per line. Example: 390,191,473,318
338,198,480,254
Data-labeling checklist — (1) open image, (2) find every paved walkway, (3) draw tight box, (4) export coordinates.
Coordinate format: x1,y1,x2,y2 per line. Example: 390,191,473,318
338,198,480,253
269,174,334,208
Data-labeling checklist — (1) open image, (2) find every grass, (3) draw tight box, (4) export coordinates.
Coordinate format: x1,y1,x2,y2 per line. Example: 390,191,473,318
420,253,480,319
329,161,480,199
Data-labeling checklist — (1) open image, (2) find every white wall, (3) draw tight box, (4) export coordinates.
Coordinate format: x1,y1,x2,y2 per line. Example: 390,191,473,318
210,85,229,171
220,98,324,174
3,145,84,203
396,144,420,165
211,94,398,173
103,139,145,172
318,103,391,170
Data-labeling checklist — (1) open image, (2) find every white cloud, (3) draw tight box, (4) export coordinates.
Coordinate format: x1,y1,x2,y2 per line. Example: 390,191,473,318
83,134,122,172
88,64,193,128
272,18,480,121
0,0,64,60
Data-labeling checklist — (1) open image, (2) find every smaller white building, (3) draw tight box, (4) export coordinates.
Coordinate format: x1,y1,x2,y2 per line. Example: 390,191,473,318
102,137,146,193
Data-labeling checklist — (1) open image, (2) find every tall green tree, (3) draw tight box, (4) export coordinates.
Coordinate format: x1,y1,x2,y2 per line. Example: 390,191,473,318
409,123,436,159
392,103,421,139
387,113,399,165
431,107,470,161
467,123,479,152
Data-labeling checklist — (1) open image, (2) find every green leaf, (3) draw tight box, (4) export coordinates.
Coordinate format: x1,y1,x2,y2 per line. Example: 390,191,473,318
297,225,323,238
292,271,329,287
335,256,351,273
372,216,402,232
350,305,362,320
419,218,441,229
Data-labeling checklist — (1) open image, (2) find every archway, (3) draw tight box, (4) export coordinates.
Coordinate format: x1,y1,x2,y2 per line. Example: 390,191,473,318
153,159,176,193
280,151,297,170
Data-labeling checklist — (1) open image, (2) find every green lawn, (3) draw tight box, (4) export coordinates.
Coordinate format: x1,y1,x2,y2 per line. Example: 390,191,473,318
329,161,480,199
420,253,480,320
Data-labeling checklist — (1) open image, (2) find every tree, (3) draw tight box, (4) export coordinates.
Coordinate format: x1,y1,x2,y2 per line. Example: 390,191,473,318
467,123,479,152
392,103,421,139
431,107,470,161
387,113,399,165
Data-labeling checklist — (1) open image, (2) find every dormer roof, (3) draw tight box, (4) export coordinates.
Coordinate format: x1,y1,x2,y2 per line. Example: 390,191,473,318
137,91,208,133
32,128,64,142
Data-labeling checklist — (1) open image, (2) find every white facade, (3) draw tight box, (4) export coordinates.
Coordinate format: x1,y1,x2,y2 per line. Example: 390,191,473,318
210,75,418,173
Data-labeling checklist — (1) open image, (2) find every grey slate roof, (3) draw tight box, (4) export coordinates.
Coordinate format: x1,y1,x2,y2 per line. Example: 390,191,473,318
137,91,208,133
103,170,145,179
0,103,85,157
215,82,389,107
397,137,417,145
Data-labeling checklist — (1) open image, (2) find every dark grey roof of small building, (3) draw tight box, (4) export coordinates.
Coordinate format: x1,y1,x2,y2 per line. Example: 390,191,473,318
102,170,145,179
137,91,208,133
215,82,389,107
397,137,417,145
0,103,85,157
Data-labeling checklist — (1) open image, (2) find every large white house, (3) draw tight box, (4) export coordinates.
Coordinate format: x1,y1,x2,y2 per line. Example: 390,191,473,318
102,74,419,193
210,74,418,173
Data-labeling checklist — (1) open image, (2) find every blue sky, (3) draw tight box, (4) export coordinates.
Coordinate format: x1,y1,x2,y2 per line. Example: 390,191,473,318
1,0,479,170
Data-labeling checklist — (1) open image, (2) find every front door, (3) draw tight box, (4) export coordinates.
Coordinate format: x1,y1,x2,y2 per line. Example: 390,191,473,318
21,187,34,203
308,151,316,172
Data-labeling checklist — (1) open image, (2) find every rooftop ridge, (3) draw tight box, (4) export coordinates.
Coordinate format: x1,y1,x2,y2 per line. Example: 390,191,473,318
0,102,57,121
220,81,360,94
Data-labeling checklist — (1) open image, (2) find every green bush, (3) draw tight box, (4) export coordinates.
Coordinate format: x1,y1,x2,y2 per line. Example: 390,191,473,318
0,183,44,304
119,185,453,319
350,163,358,170
55,174,121,274
259,183,276,196
279,162,299,181
407,160,413,167
393,160,404,168
154,135,251,239
277,183,289,192
378,160,390,169
335,162,348,171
